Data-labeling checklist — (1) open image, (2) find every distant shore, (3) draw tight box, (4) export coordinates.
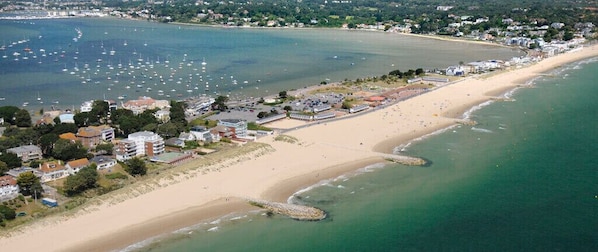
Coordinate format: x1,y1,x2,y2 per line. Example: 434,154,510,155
1,42,597,252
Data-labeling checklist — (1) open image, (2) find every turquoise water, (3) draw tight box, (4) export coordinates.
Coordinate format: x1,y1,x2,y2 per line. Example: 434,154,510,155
139,59,598,251
0,18,521,111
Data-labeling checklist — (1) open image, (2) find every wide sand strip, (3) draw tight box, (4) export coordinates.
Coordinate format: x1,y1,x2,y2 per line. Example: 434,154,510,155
1,44,597,252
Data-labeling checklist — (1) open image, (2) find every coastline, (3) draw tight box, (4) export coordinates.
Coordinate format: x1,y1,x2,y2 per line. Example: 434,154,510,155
1,44,597,252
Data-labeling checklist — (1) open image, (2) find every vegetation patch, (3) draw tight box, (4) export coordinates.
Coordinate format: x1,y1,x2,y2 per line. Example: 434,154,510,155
274,135,299,144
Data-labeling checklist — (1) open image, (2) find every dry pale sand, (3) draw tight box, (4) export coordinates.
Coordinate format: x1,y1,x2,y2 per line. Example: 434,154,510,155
1,44,597,252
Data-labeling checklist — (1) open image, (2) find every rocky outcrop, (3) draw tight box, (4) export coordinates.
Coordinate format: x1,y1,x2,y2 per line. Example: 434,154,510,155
248,199,326,221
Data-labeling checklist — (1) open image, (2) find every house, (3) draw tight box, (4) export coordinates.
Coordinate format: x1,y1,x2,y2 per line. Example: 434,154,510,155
218,119,248,138
39,161,68,182
65,158,90,174
212,125,235,139
76,125,115,148
6,167,42,178
89,156,117,170
59,132,78,143
189,126,220,142
165,137,185,148
154,109,170,122
122,96,169,115
445,65,466,76
7,145,43,162
0,175,19,202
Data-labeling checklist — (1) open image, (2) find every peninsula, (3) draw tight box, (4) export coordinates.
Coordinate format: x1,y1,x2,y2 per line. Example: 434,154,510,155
0,44,597,252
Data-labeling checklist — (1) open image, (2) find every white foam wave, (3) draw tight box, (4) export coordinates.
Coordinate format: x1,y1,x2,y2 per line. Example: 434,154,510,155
471,127,493,133
287,162,387,203
394,125,458,153
207,226,219,232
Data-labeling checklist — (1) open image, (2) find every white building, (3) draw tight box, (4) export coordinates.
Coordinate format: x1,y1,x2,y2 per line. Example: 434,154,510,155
0,175,19,202
80,100,93,113
117,131,165,161
189,126,220,142
90,156,117,170
7,145,43,162
218,119,248,138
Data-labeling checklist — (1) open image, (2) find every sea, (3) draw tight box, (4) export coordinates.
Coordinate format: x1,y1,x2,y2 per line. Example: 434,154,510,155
4,17,596,252
0,17,521,113
131,59,598,251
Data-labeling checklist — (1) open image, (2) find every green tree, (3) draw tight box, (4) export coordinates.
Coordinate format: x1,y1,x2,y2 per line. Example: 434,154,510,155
95,143,114,155
0,205,16,221
39,133,59,156
279,91,288,99
63,165,98,196
0,106,19,125
14,109,32,127
283,105,293,112
212,96,229,111
16,172,43,197
169,100,187,124
52,139,88,161
0,152,21,169
125,157,147,176
415,68,425,76
0,160,8,175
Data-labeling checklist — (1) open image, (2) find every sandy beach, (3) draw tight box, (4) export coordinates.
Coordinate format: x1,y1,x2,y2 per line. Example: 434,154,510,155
1,44,597,252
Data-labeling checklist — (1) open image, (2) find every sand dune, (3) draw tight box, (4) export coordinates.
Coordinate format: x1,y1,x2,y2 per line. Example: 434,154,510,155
1,44,597,252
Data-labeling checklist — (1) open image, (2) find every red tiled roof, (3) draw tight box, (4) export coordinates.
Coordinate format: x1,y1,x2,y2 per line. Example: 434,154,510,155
40,161,65,173
59,133,77,141
66,158,90,169
0,175,16,186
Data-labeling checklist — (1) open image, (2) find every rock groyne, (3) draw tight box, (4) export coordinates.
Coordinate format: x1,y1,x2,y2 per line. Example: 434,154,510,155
382,154,428,166
248,199,326,221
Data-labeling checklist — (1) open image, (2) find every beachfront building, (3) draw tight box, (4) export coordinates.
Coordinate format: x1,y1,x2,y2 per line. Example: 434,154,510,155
115,139,137,161
116,131,165,161
313,112,336,121
122,96,169,115
349,104,370,113
39,161,68,183
189,126,220,143
7,145,43,162
65,158,90,174
218,119,247,138
90,156,117,170
76,125,115,148
445,65,466,76
0,175,19,202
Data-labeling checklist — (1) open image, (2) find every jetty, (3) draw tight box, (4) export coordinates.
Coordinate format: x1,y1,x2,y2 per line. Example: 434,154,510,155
248,199,326,221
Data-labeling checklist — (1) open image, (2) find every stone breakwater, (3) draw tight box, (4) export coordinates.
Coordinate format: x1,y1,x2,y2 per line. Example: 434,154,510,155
248,199,326,221
381,154,428,166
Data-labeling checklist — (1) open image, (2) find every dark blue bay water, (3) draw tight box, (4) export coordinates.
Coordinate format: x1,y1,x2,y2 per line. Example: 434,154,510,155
0,18,520,112
138,59,598,252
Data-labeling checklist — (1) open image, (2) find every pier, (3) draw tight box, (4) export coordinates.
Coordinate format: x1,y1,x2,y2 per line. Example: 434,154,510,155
248,199,326,221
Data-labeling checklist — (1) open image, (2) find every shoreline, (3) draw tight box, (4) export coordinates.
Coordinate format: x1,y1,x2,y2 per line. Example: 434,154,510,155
1,44,597,252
